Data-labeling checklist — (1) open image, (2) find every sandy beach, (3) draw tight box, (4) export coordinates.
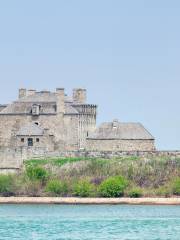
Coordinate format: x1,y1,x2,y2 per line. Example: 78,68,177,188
0,197,179,205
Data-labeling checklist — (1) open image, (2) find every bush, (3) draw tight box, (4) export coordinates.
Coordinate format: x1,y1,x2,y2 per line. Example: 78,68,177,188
0,175,14,195
99,176,128,197
45,179,67,196
127,187,143,198
73,180,94,197
172,178,180,196
26,166,48,182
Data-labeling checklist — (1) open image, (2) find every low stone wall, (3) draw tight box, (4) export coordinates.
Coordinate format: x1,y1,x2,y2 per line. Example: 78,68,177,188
1,147,180,173
42,150,180,159
22,149,180,160
0,147,22,173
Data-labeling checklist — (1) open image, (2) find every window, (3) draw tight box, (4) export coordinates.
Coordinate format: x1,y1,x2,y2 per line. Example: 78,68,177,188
36,138,40,143
32,105,40,116
21,138,24,143
28,138,33,147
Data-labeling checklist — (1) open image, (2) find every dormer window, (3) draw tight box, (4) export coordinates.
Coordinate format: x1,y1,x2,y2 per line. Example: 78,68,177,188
112,119,118,128
32,104,40,116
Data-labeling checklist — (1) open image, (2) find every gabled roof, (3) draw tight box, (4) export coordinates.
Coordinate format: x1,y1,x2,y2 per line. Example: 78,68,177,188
88,121,154,140
16,123,44,136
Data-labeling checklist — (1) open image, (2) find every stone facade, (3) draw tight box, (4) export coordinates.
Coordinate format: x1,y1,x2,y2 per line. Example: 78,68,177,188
86,139,155,151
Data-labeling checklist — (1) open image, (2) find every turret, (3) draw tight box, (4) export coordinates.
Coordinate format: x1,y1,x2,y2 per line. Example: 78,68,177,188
73,88,86,104
56,88,65,114
19,88,27,99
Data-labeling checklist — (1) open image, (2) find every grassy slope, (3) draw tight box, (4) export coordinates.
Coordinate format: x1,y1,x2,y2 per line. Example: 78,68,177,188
0,155,179,197
25,155,180,189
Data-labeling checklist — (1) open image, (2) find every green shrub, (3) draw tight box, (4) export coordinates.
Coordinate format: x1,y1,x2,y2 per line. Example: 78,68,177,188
172,178,180,195
0,175,14,195
73,180,94,197
26,166,48,182
127,187,143,198
45,179,67,196
99,176,128,197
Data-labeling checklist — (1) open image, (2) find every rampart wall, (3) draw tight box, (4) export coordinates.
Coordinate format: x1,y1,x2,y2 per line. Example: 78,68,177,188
0,147,180,173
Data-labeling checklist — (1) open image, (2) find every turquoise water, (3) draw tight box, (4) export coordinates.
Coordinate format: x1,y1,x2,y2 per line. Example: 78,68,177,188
0,205,179,240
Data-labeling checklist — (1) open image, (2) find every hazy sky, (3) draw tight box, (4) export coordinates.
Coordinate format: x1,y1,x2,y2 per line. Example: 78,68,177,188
0,0,180,150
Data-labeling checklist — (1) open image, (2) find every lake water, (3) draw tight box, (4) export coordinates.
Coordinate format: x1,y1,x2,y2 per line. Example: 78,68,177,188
0,204,179,240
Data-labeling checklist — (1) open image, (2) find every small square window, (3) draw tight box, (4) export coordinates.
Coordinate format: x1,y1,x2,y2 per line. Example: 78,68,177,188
36,138,40,143
21,138,24,143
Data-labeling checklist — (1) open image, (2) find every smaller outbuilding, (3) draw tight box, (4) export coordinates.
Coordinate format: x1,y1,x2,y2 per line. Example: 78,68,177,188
16,123,54,151
86,119,155,151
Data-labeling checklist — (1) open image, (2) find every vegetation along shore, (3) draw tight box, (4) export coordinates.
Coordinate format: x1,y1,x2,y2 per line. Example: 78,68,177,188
0,156,180,199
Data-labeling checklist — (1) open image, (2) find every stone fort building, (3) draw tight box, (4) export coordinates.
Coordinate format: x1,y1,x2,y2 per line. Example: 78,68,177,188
0,88,155,152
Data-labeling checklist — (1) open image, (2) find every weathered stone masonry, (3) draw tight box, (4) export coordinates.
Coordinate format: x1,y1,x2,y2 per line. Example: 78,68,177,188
86,139,155,151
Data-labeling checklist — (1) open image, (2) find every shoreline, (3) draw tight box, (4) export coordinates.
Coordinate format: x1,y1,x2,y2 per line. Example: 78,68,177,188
0,197,179,205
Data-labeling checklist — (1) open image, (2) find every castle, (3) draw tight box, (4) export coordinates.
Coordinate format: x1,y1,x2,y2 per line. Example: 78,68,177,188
0,88,155,153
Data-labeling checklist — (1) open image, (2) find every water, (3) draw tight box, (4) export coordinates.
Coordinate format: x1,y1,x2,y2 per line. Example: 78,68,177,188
0,204,179,240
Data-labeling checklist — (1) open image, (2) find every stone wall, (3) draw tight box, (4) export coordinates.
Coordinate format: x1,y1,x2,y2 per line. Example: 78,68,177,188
39,150,180,159
1,147,180,173
21,149,180,160
86,139,155,151
0,147,22,173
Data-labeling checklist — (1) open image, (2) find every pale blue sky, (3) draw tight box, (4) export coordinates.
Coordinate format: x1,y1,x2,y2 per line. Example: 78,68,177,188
0,0,180,149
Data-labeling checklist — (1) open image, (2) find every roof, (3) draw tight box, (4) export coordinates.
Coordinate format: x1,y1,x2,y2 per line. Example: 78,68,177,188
88,121,154,140
16,123,44,136
0,91,80,115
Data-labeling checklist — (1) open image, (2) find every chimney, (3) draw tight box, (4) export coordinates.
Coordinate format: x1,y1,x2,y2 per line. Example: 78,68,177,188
43,128,49,136
19,88,27,99
27,89,36,96
112,119,118,128
73,88,87,104
56,88,65,114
